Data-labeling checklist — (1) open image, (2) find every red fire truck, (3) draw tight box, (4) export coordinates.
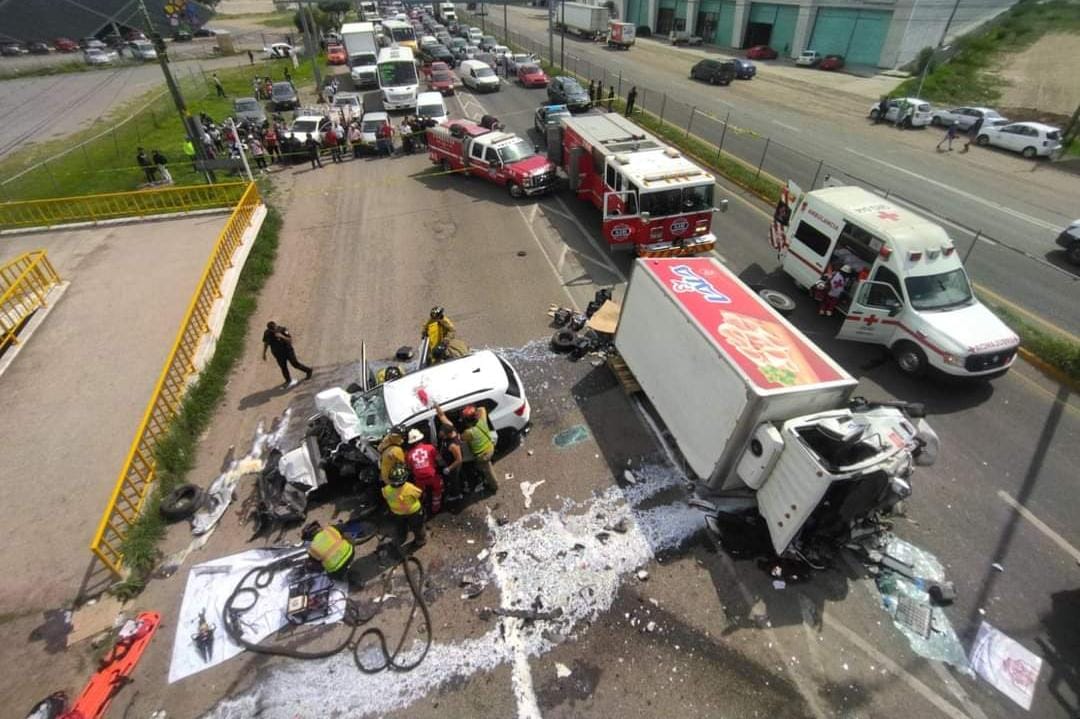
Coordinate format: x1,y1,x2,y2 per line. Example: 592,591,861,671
558,113,719,257
427,121,558,198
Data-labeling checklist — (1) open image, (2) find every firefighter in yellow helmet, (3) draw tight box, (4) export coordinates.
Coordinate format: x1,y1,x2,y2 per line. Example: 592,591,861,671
302,521,354,574
422,306,456,364
382,464,426,547
378,425,407,483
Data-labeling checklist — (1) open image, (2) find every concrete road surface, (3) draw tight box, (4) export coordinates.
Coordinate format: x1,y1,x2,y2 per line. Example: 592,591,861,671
0,214,227,615
472,6,1080,335
1,80,1076,719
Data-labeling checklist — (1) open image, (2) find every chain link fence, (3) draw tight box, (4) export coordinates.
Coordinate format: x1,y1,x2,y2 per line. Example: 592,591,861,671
460,10,1080,337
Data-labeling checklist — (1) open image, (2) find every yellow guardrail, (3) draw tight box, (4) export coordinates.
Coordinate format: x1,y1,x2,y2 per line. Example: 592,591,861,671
90,181,263,576
0,182,250,231
0,250,62,348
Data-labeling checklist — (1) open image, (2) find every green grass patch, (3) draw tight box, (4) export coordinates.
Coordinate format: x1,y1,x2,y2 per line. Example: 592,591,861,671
0,59,321,202
895,0,1080,105
114,203,282,595
981,296,1080,382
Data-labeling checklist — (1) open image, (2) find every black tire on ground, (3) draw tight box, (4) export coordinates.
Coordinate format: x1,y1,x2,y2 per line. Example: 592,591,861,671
892,341,928,377
758,288,797,314
551,328,576,352
160,483,206,522
1067,241,1080,265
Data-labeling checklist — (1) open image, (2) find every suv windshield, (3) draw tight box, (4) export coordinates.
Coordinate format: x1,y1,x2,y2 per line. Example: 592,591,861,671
498,139,534,163
418,103,444,118
236,100,259,111
272,83,294,97
904,268,973,311
351,389,392,441
639,184,714,217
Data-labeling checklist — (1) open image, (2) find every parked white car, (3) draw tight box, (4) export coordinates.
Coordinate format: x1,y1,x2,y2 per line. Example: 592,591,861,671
415,90,449,125
795,50,818,66
467,26,483,43
930,106,1007,130
458,59,500,92
868,97,933,128
263,42,295,59
83,48,118,65
976,121,1062,158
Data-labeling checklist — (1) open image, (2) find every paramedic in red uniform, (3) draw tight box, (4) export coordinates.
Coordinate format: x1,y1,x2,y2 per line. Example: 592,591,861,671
819,264,851,317
405,428,443,514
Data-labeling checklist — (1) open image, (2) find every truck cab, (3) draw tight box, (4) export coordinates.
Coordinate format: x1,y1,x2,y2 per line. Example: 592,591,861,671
773,182,1019,378
428,121,558,198
559,114,719,257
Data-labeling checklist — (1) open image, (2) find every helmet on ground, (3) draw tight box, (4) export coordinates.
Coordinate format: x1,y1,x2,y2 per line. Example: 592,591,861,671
384,365,403,381
388,464,409,487
430,305,445,320
461,405,477,421
407,428,424,444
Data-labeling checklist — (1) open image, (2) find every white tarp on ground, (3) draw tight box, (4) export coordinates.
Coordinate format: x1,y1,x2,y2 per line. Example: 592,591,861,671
168,548,345,684
970,620,1043,711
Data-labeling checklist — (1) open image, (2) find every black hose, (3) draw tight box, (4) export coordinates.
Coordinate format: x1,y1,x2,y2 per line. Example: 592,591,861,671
221,543,433,670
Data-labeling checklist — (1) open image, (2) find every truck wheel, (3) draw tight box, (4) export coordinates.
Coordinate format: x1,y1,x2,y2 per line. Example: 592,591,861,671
508,182,524,199
893,341,927,377
758,288,796,314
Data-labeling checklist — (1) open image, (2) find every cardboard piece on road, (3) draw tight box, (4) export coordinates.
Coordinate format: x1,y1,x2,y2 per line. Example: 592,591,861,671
970,620,1042,710
68,595,126,646
586,300,621,334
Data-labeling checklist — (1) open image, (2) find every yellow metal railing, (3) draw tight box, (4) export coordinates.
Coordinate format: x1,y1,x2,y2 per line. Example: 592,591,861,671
90,182,263,576
0,251,62,349
0,182,250,231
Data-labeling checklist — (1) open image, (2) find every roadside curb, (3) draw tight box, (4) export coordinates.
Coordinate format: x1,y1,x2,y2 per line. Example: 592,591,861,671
1017,346,1080,393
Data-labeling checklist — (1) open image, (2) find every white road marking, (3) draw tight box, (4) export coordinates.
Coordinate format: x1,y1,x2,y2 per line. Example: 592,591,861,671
844,148,1063,231
996,490,1080,564
822,612,972,719
772,120,802,133
516,204,581,311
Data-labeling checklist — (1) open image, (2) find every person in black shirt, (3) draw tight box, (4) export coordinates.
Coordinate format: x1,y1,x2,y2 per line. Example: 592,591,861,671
262,321,313,388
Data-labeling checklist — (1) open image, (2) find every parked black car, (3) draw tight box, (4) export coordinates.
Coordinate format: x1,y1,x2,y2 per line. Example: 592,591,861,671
423,43,455,67
547,76,590,112
690,58,735,85
733,58,756,79
0,42,27,56
28,41,51,54
270,81,300,111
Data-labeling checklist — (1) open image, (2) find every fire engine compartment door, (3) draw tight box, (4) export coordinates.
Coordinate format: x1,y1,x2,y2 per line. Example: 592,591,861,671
602,190,639,245
837,280,902,344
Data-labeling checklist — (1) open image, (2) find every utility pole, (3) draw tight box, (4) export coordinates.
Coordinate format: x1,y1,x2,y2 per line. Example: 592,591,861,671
916,0,961,98
482,0,487,33
297,0,323,93
504,0,508,38
135,0,214,183
548,0,554,65
560,0,565,69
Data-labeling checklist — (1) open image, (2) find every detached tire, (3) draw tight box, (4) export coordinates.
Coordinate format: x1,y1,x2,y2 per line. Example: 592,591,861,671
551,329,576,352
160,483,206,522
758,288,797,315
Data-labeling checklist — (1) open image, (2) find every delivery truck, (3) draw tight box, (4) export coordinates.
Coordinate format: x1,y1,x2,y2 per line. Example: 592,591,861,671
615,257,940,558
557,2,609,39
607,20,635,48
341,22,379,88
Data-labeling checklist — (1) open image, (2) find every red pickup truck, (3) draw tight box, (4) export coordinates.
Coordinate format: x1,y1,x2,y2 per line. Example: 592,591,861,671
427,121,557,198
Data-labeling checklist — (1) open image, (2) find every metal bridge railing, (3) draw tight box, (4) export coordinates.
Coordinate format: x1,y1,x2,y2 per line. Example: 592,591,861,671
0,250,62,349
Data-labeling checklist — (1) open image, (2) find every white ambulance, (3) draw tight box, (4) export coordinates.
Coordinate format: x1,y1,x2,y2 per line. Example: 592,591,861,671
771,182,1019,378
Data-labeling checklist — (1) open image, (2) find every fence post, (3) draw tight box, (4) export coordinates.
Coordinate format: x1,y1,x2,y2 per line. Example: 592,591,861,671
686,107,696,139
962,230,982,264
810,159,823,190
718,111,729,152
617,71,622,96
660,93,667,124
756,137,770,179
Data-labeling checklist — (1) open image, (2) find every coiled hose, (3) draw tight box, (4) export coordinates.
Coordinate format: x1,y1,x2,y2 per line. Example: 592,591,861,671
221,543,432,672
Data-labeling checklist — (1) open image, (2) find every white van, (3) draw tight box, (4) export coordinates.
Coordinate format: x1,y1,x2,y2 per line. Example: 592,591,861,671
773,182,1019,378
458,59,500,92
415,90,449,125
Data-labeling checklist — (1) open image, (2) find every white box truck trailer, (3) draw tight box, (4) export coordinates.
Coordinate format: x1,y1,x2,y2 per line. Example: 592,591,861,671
558,2,609,39
341,22,379,88
615,257,939,557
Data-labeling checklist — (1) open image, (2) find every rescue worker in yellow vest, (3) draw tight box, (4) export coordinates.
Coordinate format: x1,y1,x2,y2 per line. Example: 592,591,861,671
382,464,426,547
378,426,407,483
422,306,456,364
436,403,498,494
302,522,355,574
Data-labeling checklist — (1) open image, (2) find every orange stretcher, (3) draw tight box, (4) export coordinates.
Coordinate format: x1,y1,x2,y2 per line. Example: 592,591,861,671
61,611,161,719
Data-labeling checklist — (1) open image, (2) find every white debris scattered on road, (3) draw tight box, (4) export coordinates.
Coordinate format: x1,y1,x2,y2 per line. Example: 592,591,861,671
555,662,572,678
206,461,699,719
477,549,490,561
623,470,636,485
991,562,1004,573
519,479,546,509
636,569,649,581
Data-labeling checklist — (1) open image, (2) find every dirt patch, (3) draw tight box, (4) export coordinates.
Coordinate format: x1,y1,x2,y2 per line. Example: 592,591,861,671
997,33,1080,115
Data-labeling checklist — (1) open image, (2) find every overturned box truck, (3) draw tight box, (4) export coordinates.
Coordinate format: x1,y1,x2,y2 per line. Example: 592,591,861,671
615,258,940,559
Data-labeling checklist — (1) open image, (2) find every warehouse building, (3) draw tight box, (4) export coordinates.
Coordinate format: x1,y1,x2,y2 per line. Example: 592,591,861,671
618,0,1018,68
